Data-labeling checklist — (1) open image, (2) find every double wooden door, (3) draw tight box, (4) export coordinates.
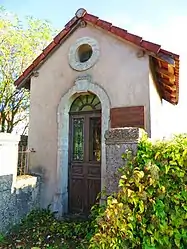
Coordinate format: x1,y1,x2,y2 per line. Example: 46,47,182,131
69,111,101,214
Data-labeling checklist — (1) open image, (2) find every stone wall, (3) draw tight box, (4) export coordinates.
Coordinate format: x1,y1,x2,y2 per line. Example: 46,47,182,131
105,127,143,195
0,133,40,233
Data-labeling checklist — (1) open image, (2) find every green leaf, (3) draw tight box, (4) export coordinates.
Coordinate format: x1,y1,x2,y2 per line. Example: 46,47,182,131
0,7,57,133
139,200,144,213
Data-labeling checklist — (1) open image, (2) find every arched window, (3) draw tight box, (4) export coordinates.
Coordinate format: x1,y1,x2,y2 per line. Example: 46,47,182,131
70,93,101,112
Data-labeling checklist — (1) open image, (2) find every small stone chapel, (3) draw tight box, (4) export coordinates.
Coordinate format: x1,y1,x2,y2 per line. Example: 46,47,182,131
14,8,180,215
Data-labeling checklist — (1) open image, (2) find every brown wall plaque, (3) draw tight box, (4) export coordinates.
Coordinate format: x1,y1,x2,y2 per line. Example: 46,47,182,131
110,106,145,128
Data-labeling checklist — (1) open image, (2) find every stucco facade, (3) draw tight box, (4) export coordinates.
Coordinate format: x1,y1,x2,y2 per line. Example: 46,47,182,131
28,24,154,210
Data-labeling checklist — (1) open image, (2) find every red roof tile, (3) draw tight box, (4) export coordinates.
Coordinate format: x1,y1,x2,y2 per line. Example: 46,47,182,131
14,8,180,105
96,19,112,31
43,41,56,56
141,40,160,54
84,13,98,24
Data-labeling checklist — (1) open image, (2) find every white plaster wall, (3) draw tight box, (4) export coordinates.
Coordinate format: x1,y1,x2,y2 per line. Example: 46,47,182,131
0,133,20,190
0,133,19,176
149,72,163,140
28,24,150,208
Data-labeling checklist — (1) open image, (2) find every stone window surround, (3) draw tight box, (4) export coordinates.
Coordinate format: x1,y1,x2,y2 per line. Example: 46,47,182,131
68,37,100,71
55,75,111,214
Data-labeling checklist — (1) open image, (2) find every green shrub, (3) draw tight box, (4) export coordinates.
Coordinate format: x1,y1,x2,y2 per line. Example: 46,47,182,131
89,134,187,249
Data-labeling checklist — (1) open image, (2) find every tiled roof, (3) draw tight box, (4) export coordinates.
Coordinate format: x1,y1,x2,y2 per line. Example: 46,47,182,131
14,8,180,105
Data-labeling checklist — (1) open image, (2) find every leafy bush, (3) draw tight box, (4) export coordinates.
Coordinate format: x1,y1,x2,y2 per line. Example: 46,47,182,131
2,134,187,248
89,134,187,249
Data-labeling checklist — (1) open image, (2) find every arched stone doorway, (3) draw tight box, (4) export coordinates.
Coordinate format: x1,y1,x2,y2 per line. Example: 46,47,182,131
69,93,101,214
56,76,110,215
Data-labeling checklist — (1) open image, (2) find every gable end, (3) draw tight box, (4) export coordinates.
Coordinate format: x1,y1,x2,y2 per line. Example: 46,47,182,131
14,8,179,105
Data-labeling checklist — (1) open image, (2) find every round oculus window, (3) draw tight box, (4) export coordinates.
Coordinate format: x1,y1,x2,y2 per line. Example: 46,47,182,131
68,37,100,71
77,44,93,63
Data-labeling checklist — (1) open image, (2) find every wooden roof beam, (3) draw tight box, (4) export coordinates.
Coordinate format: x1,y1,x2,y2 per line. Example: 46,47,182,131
159,77,175,86
156,67,175,82
160,86,176,98
168,64,175,74
163,95,177,104
162,82,176,92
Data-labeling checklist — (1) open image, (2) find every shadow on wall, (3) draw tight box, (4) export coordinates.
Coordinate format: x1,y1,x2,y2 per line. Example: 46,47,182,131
0,173,40,234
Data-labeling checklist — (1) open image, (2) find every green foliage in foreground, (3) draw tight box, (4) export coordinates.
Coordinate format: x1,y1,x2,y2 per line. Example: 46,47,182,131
0,207,93,248
1,134,187,248
90,134,187,249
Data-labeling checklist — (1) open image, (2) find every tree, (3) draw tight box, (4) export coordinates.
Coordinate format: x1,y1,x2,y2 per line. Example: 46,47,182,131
0,6,57,133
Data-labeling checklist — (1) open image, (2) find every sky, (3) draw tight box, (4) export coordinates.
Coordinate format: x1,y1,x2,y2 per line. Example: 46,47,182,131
1,0,187,136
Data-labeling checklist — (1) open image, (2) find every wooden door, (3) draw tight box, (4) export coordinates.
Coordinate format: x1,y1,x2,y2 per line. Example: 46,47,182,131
68,94,101,214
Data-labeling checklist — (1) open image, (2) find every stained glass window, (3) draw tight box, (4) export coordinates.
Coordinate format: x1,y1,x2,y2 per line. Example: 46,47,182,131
70,93,101,112
89,117,101,162
72,118,84,161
